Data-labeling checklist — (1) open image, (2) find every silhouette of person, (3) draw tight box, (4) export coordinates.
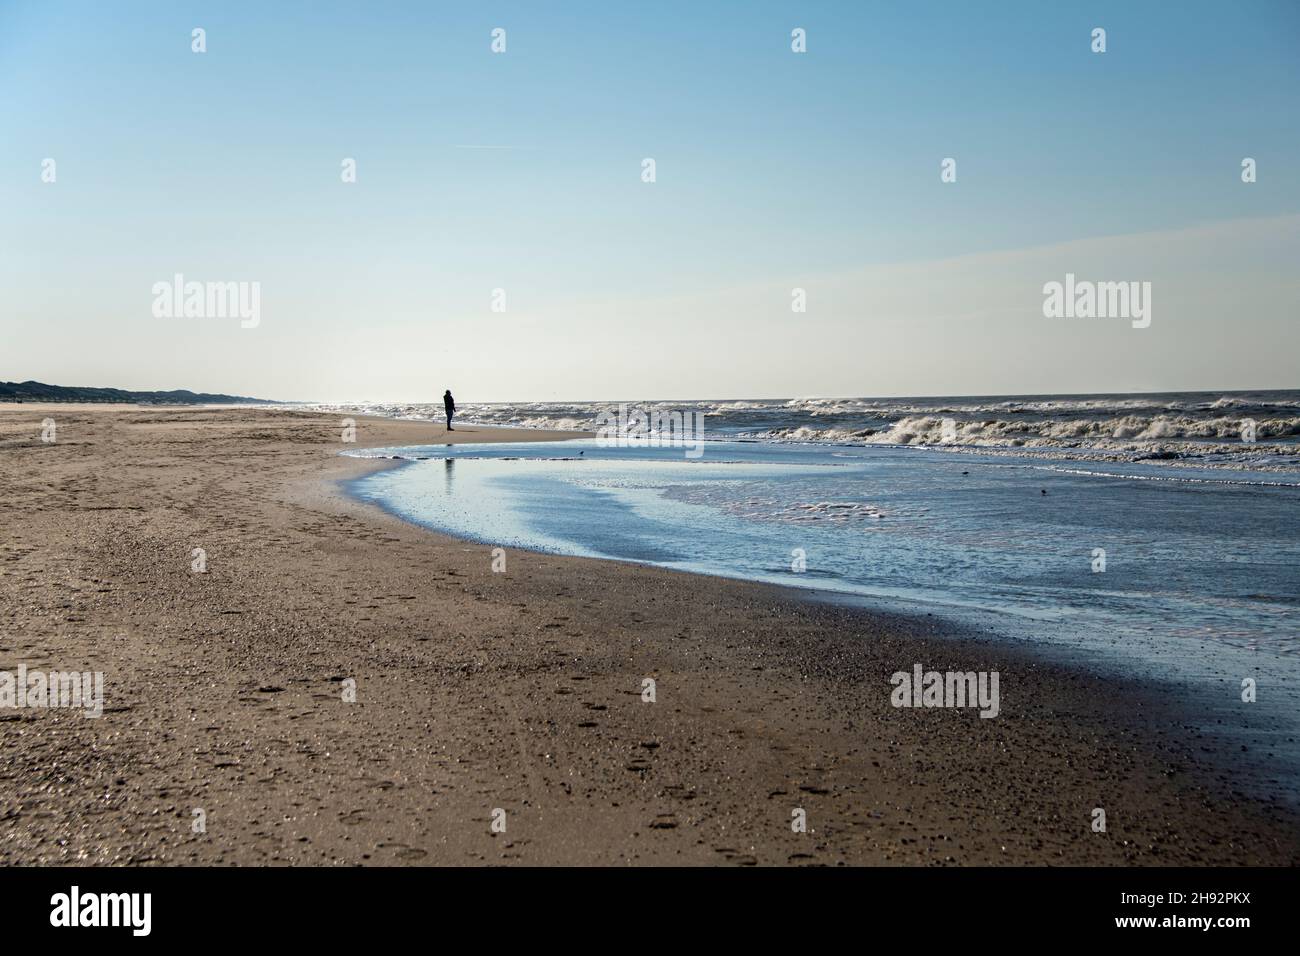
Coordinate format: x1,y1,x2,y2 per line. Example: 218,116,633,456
443,389,455,431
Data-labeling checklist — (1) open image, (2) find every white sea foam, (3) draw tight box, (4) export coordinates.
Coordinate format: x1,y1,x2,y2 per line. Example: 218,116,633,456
283,390,1300,472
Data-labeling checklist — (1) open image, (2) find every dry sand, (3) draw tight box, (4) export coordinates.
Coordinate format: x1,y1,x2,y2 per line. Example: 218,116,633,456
0,404,1296,865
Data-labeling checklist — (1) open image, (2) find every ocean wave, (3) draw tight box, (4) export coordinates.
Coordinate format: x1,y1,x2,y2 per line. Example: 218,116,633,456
289,391,1300,472
865,413,1300,445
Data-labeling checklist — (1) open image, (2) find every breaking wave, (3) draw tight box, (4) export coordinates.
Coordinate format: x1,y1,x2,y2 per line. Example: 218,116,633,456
280,389,1300,472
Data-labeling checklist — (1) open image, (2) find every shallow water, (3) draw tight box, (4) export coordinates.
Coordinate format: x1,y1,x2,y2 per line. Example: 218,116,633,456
347,438,1300,797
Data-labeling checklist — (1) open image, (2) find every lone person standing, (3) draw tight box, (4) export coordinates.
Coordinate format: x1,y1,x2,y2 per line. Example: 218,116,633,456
443,389,456,431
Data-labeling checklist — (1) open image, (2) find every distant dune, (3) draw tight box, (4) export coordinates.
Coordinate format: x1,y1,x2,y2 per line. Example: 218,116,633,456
0,380,273,405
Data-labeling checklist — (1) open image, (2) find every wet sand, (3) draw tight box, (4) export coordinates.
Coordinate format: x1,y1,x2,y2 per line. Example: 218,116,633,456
0,404,1296,865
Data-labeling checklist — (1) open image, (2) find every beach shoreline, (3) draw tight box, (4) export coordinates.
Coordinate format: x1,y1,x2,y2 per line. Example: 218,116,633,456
1,405,1296,865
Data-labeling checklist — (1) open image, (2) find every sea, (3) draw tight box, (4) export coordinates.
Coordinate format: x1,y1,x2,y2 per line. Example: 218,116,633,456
307,390,1300,799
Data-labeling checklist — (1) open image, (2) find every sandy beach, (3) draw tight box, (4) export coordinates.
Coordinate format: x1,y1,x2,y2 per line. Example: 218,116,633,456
0,404,1296,866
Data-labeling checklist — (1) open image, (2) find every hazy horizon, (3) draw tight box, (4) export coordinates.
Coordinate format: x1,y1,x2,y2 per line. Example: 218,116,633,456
7,379,1300,407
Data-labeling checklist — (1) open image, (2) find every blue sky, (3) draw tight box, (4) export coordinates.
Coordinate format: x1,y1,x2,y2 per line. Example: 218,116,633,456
2,1,1297,401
